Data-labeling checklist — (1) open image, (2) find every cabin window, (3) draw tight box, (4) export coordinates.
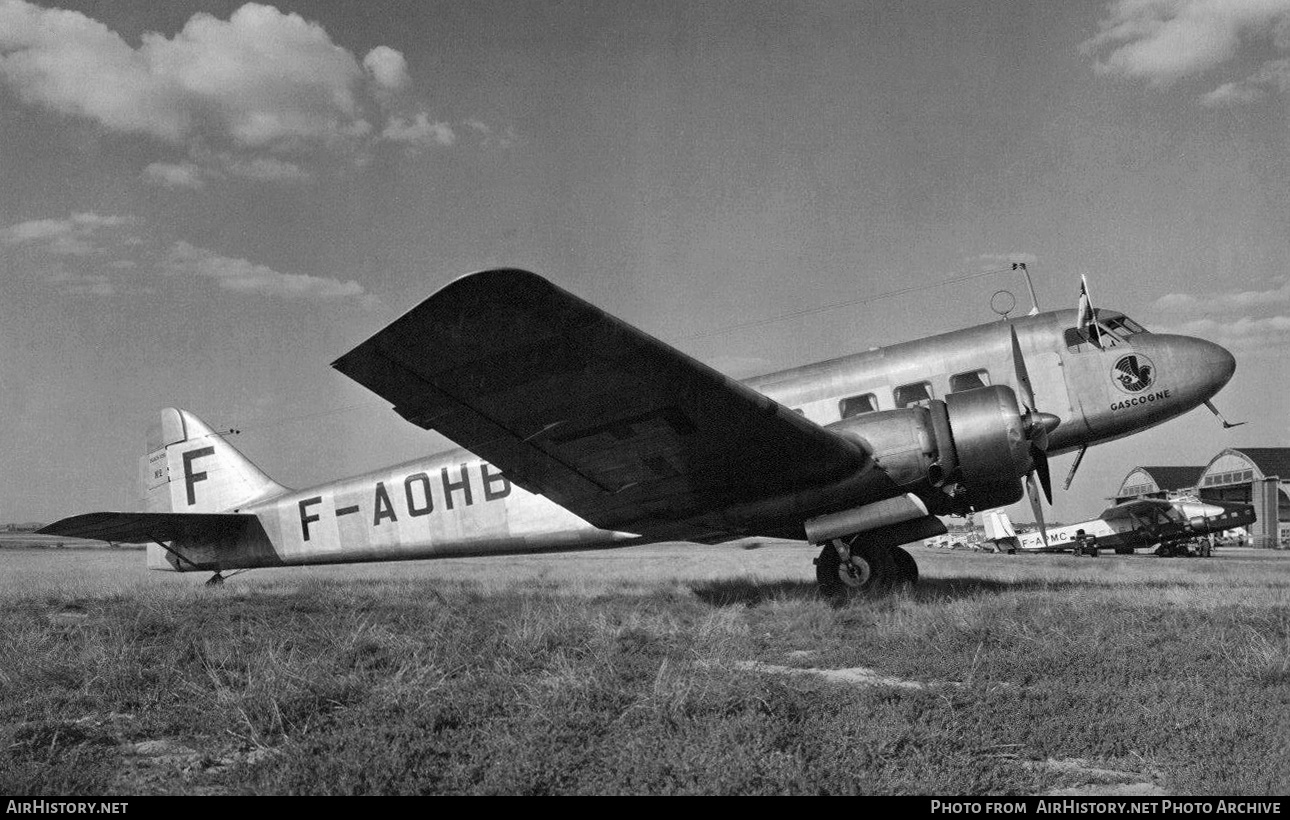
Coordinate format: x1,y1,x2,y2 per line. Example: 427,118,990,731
893,381,933,408
949,369,990,393
839,393,878,418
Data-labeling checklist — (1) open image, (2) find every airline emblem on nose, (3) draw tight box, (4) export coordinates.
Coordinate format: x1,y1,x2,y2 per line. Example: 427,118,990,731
1112,354,1155,393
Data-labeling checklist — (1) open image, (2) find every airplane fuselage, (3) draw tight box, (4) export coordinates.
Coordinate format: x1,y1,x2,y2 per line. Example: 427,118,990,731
745,308,1232,458
145,305,1236,572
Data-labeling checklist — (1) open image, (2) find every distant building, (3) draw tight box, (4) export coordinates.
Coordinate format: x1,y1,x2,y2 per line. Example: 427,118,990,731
1115,466,1206,503
1115,450,1290,548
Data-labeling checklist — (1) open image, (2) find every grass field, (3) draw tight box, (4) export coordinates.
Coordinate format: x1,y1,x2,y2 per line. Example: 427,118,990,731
2,542,1288,795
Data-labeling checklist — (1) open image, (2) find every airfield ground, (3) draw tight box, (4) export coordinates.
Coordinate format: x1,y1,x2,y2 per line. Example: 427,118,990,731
1,542,1287,795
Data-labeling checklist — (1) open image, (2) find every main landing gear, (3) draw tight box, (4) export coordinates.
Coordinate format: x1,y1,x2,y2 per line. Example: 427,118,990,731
814,537,919,599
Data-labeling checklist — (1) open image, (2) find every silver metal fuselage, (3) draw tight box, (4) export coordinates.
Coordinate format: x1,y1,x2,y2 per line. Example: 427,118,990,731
153,308,1237,571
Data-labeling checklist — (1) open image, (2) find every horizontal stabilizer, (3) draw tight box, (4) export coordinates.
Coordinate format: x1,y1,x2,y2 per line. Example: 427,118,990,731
38,511,257,544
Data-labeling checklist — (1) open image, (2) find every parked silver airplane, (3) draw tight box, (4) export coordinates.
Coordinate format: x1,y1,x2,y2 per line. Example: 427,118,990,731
981,498,1255,556
40,269,1237,596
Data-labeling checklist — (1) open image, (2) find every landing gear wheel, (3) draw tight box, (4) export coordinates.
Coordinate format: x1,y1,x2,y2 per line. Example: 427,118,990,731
205,573,225,587
814,540,897,599
890,546,919,588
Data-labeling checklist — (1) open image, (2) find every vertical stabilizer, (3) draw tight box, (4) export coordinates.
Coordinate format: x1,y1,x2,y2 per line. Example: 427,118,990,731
981,510,1018,541
141,408,287,514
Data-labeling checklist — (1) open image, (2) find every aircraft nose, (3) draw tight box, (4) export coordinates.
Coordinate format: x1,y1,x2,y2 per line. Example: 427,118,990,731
1197,338,1236,392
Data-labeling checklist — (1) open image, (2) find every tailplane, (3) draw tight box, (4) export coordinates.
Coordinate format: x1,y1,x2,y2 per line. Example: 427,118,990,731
141,408,287,513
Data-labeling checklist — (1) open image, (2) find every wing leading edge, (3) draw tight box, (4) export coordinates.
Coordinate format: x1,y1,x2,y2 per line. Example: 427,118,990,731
332,269,869,534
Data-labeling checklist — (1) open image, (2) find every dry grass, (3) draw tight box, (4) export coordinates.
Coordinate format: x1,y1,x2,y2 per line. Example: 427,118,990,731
2,543,1288,795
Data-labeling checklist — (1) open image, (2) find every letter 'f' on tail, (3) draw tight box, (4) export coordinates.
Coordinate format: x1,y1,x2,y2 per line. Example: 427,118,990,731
141,408,287,513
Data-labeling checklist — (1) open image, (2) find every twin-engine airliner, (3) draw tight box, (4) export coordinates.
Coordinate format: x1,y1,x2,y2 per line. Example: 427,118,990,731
40,269,1237,596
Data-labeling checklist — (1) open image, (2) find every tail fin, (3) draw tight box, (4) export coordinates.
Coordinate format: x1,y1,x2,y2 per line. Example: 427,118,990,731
141,408,287,513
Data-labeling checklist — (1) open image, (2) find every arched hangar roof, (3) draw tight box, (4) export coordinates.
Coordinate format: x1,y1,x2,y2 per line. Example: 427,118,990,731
1200,447,1290,487
1116,465,1205,497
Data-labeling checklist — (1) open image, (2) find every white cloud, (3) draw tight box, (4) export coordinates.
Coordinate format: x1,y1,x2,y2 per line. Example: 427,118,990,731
382,113,456,148
217,155,311,184
1152,277,1290,350
1199,57,1290,104
49,270,116,296
143,161,207,189
144,152,311,188
162,240,372,302
0,212,137,255
1153,278,1290,314
1156,315,1290,351
364,45,410,96
0,2,365,147
0,2,463,185
1083,0,1290,102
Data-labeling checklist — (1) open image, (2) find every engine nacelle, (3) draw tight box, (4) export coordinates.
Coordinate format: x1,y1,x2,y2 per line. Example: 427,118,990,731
943,385,1033,512
824,384,1034,516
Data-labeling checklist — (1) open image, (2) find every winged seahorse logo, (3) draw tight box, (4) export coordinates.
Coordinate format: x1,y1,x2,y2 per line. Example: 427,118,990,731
1112,354,1155,393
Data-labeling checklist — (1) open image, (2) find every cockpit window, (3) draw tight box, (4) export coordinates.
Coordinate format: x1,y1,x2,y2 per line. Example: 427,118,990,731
1102,315,1147,336
1064,310,1148,353
1064,326,1120,351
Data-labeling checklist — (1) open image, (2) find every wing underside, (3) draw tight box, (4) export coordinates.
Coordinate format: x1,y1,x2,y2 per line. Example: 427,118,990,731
332,269,868,535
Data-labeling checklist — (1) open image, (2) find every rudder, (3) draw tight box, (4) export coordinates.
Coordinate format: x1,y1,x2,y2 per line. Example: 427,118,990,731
141,408,287,514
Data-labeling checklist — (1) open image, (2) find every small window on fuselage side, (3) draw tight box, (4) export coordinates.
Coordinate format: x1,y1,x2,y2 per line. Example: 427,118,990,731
949,369,990,393
894,381,933,408
839,393,878,419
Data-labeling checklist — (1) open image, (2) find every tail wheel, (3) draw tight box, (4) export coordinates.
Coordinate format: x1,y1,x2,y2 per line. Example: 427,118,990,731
814,540,899,598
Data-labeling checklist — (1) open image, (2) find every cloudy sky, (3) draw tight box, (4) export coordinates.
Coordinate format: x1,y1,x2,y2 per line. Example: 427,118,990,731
3,0,1290,527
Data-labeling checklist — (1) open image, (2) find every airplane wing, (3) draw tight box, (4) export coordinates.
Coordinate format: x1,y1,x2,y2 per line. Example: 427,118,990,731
1098,498,1165,520
38,511,258,543
332,268,869,534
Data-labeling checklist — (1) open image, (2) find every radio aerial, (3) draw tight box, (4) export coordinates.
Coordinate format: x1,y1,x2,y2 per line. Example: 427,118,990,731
991,289,1017,319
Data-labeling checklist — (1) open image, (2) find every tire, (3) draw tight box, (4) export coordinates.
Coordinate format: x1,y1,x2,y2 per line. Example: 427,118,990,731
890,546,919,588
815,540,898,598
815,543,847,598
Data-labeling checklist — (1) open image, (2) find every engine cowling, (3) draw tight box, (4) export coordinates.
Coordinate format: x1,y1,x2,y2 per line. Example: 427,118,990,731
824,384,1035,516
943,385,1033,512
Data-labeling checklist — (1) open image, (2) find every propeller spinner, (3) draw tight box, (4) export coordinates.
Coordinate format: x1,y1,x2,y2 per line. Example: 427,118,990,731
1010,325,1061,545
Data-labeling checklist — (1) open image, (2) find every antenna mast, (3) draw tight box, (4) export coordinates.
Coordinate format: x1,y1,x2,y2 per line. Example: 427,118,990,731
1013,262,1040,315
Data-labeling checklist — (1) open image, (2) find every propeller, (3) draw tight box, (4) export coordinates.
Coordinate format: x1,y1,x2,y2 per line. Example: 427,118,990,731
1010,325,1062,546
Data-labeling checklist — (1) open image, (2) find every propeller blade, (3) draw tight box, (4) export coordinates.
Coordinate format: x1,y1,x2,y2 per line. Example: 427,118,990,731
1033,449,1053,505
1010,325,1036,412
1026,472,1049,547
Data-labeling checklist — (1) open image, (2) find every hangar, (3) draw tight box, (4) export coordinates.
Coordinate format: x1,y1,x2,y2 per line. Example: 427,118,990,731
1115,449,1290,548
